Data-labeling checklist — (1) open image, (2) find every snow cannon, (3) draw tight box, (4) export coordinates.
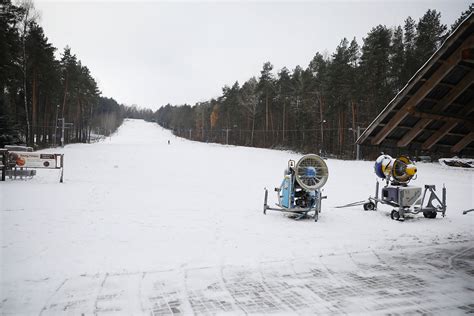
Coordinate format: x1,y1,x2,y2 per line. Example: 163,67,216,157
337,153,446,221
374,154,417,185
263,154,328,221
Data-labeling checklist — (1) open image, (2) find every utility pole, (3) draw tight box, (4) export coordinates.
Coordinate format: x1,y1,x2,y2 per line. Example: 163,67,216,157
201,107,204,141
59,118,65,147
320,119,326,155
54,105,59,146
356,125,361,160
282,98,286,143
224,128,230,145
319,95,324,153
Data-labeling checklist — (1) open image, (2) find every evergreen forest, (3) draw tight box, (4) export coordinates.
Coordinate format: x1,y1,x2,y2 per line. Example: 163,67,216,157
153,5,472,158
1,0,472,158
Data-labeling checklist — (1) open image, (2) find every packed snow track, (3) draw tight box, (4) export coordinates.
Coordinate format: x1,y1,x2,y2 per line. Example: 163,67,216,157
1,119,473,314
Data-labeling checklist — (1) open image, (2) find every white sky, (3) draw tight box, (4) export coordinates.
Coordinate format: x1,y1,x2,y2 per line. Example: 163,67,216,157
34,0,469,110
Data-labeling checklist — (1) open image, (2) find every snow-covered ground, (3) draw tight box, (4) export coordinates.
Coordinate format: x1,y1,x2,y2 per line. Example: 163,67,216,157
1,119,473,315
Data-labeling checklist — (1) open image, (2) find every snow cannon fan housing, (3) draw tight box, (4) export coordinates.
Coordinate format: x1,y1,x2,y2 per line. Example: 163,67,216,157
374,155,417,184
294,154,329,190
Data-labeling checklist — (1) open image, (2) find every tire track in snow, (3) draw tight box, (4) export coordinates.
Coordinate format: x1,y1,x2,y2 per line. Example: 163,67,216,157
316,253,372,314
218,265,247,315
38,278,69,315
4,241,472,315
93,273,109,315
257,262,292,313
138,272,147,314
448,246,474,270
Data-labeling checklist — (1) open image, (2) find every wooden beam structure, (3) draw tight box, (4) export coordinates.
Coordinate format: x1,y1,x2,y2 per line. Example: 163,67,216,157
462,47,474,63
451,132,474,153
370,35,474,145
422,121,459,150
409,110,474,129
422,97,466,106
422,100,474,150
396,71,474,147
379,123,467,137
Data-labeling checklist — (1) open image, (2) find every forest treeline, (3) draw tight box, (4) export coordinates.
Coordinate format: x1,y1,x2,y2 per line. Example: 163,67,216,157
0,0,144,148
1,1,471,155
151,6,472,158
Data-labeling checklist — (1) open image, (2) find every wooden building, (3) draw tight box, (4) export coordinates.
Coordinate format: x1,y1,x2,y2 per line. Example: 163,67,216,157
357,13,473,159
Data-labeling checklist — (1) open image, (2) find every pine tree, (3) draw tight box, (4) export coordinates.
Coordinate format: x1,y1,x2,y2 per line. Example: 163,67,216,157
25,22,59,145
257,62,275,144
0,100,22,147
0,0,23,138
414,9,447,68
403,17,417,84
240,77,259,146
390,25,405,92
276,67,292,144
450,4,473,32
360,25,392,119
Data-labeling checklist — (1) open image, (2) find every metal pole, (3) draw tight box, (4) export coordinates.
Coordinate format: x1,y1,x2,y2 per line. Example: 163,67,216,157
225,128,229,145
60,154,64,183
319,100,324,152
61,118,65,147
189,129,192,139
356,126,361,160
54,105,59,146
375,180,379,210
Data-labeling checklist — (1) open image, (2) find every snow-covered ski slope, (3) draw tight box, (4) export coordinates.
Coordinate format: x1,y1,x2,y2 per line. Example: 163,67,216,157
1,119,473,314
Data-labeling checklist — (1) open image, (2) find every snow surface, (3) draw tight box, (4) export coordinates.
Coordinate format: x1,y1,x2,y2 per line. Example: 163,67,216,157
1,119,473,314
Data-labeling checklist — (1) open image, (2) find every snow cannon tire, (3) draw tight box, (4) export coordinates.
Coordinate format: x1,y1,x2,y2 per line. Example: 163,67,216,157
364,202,375,211
423,210,437,219
391,210,400,221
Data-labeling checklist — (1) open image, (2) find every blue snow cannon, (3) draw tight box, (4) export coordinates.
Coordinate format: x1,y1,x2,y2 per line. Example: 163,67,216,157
263,154,329,221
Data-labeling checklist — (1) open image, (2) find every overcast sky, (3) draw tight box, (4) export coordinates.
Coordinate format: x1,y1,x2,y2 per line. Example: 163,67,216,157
34,0,469,110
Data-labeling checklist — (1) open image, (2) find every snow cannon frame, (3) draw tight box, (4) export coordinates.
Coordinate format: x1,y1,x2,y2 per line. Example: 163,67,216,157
263,154,328,221
336,154,446,221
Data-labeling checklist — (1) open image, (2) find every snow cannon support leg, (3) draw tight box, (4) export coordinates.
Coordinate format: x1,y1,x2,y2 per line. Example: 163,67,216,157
263,188,268,214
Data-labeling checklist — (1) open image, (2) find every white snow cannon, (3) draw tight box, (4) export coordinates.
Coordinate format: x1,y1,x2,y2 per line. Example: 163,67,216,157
337,154,446,221
263,154,328,221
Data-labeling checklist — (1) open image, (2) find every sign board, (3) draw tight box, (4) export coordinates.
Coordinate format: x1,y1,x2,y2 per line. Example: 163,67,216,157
10,152,62,169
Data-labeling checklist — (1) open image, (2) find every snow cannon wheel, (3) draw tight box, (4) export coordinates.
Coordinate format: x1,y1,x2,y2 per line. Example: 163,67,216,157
423,210,437,219
363,202,375,211
390,210,400,220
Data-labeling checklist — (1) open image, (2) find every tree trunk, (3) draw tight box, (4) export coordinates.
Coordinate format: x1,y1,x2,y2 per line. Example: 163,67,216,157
282,100,286,143
32,69,37,144
264,93,268,147
61,73,68,118
251,114,255,147
22,32,30,145
351,100,357,157
319,95,324,151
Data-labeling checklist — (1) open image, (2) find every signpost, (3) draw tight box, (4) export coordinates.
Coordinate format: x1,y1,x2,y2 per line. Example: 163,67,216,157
57,118,73,147
1,150,64,183
0,149,7,181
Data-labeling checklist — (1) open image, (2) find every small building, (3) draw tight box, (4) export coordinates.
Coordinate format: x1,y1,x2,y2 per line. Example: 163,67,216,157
357,13,473,159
